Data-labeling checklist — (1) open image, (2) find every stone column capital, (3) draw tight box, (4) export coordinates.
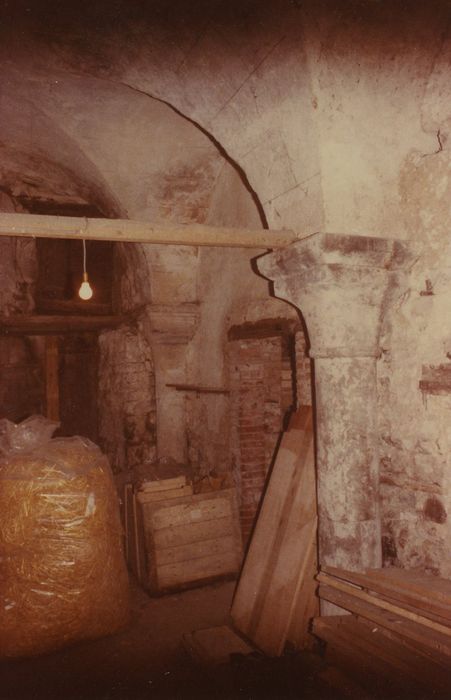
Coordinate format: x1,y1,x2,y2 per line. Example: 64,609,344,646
258,233,420,358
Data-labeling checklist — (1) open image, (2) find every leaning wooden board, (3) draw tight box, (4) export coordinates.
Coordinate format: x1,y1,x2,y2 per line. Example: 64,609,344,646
140,488,242,593
286,531,319,650
231,406,318,655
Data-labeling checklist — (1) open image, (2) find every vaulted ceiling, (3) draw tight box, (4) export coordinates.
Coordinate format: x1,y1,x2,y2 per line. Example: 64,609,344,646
0,0,449,239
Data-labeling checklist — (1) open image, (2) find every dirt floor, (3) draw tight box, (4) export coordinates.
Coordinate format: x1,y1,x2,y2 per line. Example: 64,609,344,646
0,577,365,700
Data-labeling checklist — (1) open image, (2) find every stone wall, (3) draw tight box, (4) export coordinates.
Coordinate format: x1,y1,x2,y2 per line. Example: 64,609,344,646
98,325,157,486
296,330,312,408
0,194,44,423
376,182,451,576
0,336,44,421
1,0,450,576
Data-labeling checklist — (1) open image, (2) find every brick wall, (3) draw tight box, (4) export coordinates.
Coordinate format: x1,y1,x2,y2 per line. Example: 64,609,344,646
229,334,294,542
229,325,312,544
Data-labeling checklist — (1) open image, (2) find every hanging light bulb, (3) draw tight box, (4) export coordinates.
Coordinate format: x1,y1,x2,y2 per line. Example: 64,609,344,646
78,240,93,301
79,272,93,300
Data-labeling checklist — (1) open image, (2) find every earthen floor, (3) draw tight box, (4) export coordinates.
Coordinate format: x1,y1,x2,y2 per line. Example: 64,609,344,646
1,578,360,700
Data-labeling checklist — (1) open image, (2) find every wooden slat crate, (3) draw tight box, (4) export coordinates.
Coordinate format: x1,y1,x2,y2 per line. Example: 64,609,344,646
128,487,242,593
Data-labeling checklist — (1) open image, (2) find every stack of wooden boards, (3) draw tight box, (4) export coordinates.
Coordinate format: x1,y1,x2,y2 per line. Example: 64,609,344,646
314,566,451,694
231,406,318,656
138,475,193,503
124,476,242,593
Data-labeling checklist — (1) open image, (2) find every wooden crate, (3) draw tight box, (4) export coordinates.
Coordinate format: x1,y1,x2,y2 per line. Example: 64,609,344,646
136,488,242,593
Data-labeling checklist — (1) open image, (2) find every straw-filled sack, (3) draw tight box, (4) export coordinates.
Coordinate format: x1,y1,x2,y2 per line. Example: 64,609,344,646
0,416,129,658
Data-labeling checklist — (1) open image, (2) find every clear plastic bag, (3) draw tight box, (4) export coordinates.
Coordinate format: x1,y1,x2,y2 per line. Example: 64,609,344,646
0,414,59,457
0,417,130,658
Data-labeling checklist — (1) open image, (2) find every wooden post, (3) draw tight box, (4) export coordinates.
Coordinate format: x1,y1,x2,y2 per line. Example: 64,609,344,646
45,335,60,422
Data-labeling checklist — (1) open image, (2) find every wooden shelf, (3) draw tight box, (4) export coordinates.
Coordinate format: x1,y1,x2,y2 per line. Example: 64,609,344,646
36,298,113,316
0,314,127,335
166,383,230,395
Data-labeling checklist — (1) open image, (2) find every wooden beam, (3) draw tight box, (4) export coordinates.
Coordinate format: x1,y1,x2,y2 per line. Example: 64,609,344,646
45,335,60,422
0,315,126,335
0,212,300,249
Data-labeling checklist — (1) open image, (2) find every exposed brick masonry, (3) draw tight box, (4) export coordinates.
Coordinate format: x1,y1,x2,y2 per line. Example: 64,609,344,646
230,331,310,543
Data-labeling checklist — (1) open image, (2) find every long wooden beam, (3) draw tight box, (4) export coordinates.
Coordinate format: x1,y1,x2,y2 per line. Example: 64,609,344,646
0,315,126,335
0,213,299,249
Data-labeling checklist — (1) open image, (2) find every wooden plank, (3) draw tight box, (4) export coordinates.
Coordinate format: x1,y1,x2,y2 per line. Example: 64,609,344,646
123,483,132,564
139,476,187,493
317,572,451,639
0,212,299,249
313,616,451,692
155,534,238,567
232,409,312,630
147,491,234,530
166,383,230,395
252,516,317,655
36,298,112,316
0,314,125,335
137,484,193,504
123,485,147,583
151,516,236,550
231,406,318,656
140,489,242,592
354,613,451,672
124,484,139,578
228,318,299,341
132,491,142,582
136,498,147,582
313,618,425,695
286,534,319,650
182,626,254,666
323,565,451,621
318,584,451,657
321,566,451,610
364,566,451,607
156,549,240,589
45,335,59,421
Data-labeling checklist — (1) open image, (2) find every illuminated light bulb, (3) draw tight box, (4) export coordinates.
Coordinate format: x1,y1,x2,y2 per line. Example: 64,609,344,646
78,272,93,300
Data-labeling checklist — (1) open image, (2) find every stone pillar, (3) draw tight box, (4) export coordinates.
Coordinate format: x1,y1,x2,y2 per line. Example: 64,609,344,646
145,302,200,464
257,233,418,572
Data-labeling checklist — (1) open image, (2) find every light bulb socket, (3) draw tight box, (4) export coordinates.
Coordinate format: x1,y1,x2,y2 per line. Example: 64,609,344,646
82,271,89,282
